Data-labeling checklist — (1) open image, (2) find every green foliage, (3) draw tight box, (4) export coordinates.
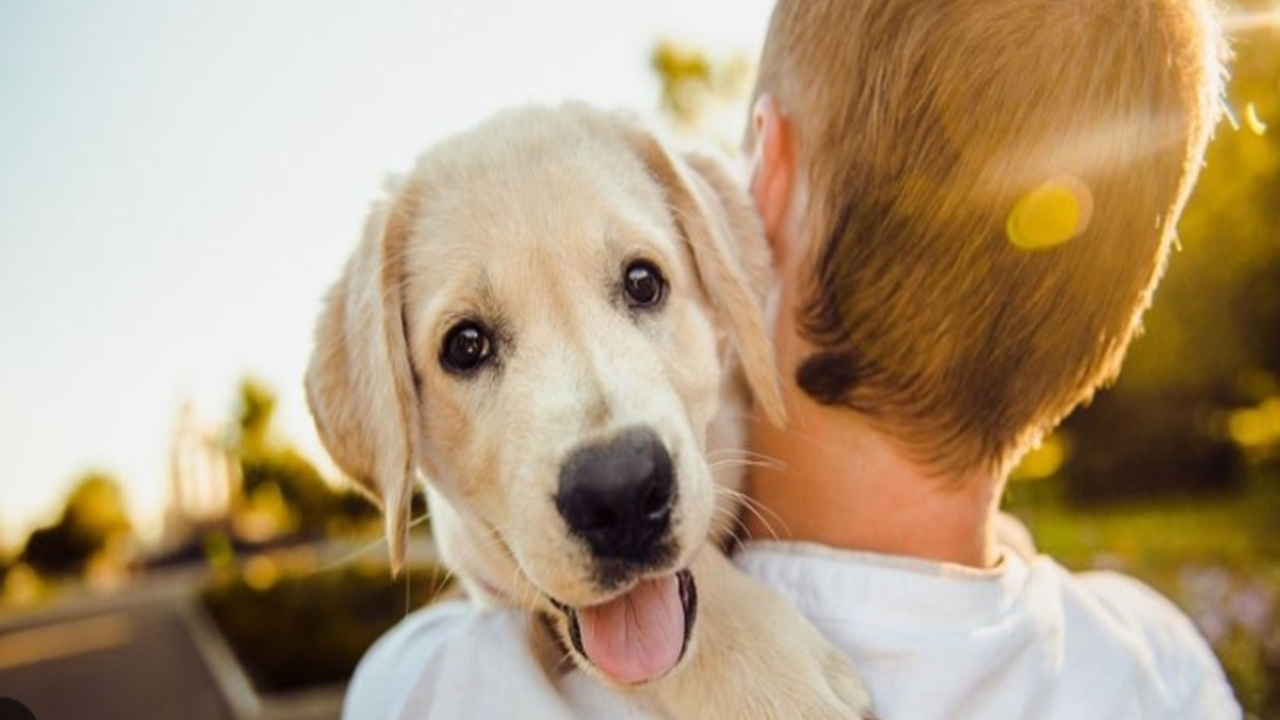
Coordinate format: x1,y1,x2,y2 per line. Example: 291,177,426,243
1118,10,1280,399
651,39,753,139
234,376,278,458
229,377,379,539
241,449,339,538
19,472,133,576
1008,469,1280,718
202,560,452,692
1060,390,1242,502
19,526,98,577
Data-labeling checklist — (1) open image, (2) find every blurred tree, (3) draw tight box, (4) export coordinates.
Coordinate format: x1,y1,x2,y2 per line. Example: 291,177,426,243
0,525,10,578
234,377,277,459
1120,9,1280,398
651,39,753,143
229,378,378,539
1061,3,1280,500
19,472,135,576
241,449,344,538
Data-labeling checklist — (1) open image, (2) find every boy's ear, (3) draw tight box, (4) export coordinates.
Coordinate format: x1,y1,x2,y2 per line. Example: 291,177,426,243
305,178,423,573
747,94,798,255
622,122,787,427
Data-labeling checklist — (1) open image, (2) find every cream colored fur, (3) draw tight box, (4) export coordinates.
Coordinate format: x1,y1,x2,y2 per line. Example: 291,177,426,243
307,104,873,719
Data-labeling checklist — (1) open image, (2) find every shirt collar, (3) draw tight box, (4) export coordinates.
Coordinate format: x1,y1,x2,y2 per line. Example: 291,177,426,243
734,539,1034,632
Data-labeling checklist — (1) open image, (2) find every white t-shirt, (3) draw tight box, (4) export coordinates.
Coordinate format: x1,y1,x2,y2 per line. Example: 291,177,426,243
343,541,1242,719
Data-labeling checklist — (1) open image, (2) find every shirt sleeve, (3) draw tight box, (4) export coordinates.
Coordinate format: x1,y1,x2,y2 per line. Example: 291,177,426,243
343,600,665,720
1077,571,1243,720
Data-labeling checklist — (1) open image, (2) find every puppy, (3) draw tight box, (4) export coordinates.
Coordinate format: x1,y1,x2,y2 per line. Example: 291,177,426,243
307,104,873,719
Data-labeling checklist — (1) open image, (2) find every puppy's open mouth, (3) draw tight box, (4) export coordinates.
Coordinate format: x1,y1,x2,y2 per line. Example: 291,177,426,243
550,568,697,685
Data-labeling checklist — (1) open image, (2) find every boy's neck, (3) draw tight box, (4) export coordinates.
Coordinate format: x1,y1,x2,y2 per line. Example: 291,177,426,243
743,395,1005,569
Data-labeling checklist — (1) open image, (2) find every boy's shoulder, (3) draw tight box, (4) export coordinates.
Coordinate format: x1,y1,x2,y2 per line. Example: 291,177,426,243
1065,566,1238,711
735,540,1242,719
1007,556,1241,719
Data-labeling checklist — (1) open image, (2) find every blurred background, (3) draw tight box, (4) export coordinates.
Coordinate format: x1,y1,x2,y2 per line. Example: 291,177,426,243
0,1,1277,718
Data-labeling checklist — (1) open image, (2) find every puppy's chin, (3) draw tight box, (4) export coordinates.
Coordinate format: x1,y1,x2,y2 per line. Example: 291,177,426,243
548,568,697,686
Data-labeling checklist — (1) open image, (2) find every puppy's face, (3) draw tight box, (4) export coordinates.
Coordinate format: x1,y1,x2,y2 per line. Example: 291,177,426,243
402,112,724,608
307,105,782,685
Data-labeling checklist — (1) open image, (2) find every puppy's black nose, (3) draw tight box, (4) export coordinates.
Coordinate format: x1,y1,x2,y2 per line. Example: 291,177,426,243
556,427,676,565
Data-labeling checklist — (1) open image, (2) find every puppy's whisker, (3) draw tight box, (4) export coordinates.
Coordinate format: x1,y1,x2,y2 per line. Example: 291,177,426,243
710,505,740,527
708,445,788,474
715,484,789,542
425,525,529,603
404,568,412,618
731,490,784,533
433,567,459,602
506,564,535,607
311,504,434,575
407,509,433,531
709,457,787,473
721,517,755,555
310,532,389,574
706,447,779,462
711,506,753,547
441,531,539,609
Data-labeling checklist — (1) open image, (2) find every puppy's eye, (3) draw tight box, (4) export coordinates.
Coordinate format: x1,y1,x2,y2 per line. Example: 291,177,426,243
623,260,666,309
441,322,494,373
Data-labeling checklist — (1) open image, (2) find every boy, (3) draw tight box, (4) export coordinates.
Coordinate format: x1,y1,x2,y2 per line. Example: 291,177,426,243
344,0,1241,716
732,0,1240,717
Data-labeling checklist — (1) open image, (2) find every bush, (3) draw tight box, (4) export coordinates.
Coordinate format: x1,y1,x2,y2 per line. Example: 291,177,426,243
202,559,453,693
1060,390,1242,505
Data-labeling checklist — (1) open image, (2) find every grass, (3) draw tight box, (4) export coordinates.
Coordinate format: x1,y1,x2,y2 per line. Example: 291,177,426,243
1005,468,1280,718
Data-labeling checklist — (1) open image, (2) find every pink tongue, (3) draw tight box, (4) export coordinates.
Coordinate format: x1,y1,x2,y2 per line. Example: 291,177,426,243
576,574,685,685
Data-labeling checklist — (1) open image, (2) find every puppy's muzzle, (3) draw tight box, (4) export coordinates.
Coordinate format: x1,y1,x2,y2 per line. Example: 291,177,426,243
555,427,677,573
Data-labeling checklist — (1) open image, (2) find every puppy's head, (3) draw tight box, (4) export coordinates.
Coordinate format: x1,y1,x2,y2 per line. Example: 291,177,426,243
306,104,782,684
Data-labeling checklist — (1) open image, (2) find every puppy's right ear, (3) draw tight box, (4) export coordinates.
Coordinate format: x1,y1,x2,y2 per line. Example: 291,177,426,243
306,178,423,572
620,124,787,428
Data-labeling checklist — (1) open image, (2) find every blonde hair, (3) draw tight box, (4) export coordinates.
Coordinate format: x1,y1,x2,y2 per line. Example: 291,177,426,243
753,0,1226,475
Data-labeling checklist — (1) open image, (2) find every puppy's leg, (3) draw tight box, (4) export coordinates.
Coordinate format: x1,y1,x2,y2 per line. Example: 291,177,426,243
645,550,876,720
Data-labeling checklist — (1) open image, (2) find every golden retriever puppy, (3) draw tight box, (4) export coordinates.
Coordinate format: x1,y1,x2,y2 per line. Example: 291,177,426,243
307,103,873,719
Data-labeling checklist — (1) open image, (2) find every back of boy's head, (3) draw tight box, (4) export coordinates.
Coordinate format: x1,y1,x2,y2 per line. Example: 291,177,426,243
752,0,1226,477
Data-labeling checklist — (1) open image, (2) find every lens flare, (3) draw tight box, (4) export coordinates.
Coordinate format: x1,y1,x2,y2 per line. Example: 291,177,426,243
1224,6,1280,32
1006,176,1094,251
1245,103,1268,136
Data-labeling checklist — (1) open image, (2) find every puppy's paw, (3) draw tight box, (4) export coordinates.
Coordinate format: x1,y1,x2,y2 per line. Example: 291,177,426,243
647,550,877,720
814,643,877,719
742,620,876,720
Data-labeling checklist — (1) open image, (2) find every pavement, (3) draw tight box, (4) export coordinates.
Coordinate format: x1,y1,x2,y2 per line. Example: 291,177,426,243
0,569,237,720
0,537,441,720
0,599,234,720
0,564,346,720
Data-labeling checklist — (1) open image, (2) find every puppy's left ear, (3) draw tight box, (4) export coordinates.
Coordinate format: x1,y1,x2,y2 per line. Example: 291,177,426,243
305,178,423,572
624,127,787,427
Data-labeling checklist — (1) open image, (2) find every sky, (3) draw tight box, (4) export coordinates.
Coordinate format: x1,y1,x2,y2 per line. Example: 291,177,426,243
0,0,776,547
